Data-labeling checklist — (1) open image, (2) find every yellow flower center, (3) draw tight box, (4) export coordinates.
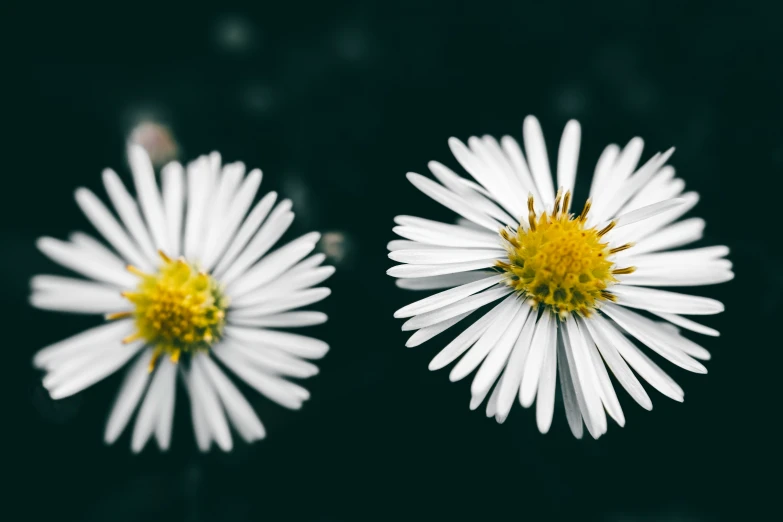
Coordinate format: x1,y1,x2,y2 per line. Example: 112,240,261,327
112,252,228,370
497,191,634,318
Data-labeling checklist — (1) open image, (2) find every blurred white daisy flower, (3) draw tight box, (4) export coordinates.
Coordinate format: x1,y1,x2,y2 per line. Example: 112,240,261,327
33,145,333,452
387,116,731,439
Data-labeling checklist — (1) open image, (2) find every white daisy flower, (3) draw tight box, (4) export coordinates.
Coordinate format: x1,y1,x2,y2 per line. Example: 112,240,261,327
387,116,731,439
32,145,333,452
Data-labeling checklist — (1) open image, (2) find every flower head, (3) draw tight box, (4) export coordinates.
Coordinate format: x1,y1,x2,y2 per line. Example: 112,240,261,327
33,145,333,452
387,116,731,438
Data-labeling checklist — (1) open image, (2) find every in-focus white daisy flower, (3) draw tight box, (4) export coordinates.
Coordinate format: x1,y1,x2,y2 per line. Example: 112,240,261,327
387,116,731,439
33,145,333,452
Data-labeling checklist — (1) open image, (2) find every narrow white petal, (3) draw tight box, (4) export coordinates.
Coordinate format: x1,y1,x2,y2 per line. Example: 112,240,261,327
153,361,177,450
562,322,603,439
224,326,329,359
190,356,233,451
202,170,263,271
630,218,705,255
128,144,169,253
494,311,537,422
388,248,506,265
556,120,581,203
579,317,625,427
185,367,212,451
387,259,499,279
535,320,558,433
214,347,308,410
215,340,319,379
394,274,504,318
227,232,320,299
212,191,278,277
131,360,171,453
469,302,531,396
34,320,135,370
102,168,158,265
401,286,510,331
161,161,184,257
229,288,331,319
229,311,328,328
616,269,733,287
183,156,214,262
593,314,684,402
611,285,724,315
231,265,335,309
37,237,137,288
582,317,653,410
588,144,620,202
201,162,245,261
500,135,542,205
428,299,504,371
75,188,151,270
405,311,473,348
393,225,501,249
449,296,521,382
602,198,686,232
519,311,554,407
557,337,584,439
104,347,154,444
406,173,502,231
522,116,556,207
619,245,730,266
30,289,130,314
70,232,129,270
48,340,145,400
652,312,719,337
199,355,266,442
396,271,492,290
218,203,294,286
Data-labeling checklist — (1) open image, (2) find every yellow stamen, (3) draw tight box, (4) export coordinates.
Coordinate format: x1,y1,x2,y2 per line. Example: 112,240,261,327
609,243,635,254
497,191,630,317
105,311,132,321
597,221,616,237
120,252,228,363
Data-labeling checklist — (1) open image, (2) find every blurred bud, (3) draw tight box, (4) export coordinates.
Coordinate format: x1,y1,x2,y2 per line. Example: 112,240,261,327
318,231,355,268
128,121,179,167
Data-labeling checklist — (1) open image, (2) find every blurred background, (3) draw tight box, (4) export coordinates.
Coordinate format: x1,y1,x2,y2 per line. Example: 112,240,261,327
9,1,780,520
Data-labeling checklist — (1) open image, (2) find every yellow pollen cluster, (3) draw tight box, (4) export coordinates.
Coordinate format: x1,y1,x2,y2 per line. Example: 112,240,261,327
112,252,228,371
497,191,634,318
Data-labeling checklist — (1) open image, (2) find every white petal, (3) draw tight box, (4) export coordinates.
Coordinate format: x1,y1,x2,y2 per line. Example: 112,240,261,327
616,268,733,287
401,286,510,331
592,313,684,402
406,173,502,231
557,337,584,439
578,317,625,426
449,296,521,382
535,319,559,433
405,311,473,348
224,326,329,359
183,156,215,262
388,248,506,265
212,191,279,277
588,144,620,203
494,311,537,422
36,237,137,288
74,188,151,271
161,161,185,257
387,259,499,279
556,120,581,203
428,299,503,371
215,340,319,379
229,311,328,328
153,360,178,450
394,274,504,318
392,225,501,249
128,144,169,254
396,271,492,290
202,170,263,271
185,367,212,451
102,168,158,265
630,218,705,255
652,312,719,337
228,287,331,319
190,355,233,451
227,232,320,299
199,355,265,442
519,311,554,407
34,320,135,370
500,135,542,205
522,115,556,207
469,301,531,396
131,360,171,453
47,340,145,400
214,347,308,410
562,321,603,439
581,317,652,410
611,285,724,315
232,265,335,309
218,203,294,286
104,347,154,444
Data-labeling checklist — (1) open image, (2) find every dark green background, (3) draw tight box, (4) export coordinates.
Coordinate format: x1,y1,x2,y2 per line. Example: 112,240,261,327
10,1,779,520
